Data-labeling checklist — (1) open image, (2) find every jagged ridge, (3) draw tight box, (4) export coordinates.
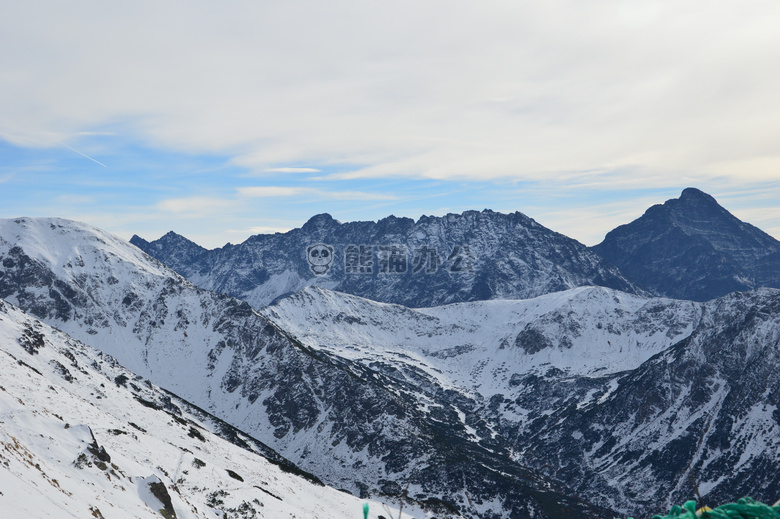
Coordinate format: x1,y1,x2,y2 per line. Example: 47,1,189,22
132,209,641,309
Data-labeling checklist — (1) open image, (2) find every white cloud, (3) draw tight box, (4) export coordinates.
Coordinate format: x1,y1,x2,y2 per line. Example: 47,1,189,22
236,186,305,197
264,167,321,173
156,196,234,215
237,186,396,201
1,1,778,187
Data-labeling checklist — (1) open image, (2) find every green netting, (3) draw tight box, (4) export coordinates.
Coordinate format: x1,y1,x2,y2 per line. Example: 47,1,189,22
620,498,780,519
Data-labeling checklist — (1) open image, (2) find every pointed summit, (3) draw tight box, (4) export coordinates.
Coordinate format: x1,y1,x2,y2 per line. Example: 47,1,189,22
592,188,780,301
131,230,207,275
300,213,340,233
679,186,715,201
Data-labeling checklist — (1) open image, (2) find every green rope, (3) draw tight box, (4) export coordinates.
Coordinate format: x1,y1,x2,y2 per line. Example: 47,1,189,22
621,498,780,519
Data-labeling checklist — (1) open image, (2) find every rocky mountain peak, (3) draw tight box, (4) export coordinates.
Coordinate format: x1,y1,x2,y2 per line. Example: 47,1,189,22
300,213,340,232
130,230,207,275
679,186,715,201
592,188,780,301
666,187,738,227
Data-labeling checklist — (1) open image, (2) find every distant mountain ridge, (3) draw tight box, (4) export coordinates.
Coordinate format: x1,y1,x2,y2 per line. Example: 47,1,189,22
134,188,780,307
592,187,780,301
132,209,642,309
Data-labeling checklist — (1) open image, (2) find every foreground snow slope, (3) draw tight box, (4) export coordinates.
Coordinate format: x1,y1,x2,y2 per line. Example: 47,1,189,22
0,298,421,519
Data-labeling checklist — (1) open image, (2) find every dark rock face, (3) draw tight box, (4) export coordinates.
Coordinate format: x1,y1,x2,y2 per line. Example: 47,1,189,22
132,210,641,309
592,188,780,301
147,478,177,519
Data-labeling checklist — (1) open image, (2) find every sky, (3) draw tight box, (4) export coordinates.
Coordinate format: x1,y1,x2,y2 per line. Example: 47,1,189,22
1,1,779,249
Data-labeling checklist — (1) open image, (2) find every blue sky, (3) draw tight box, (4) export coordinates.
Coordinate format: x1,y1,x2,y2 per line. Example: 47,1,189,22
2,1,780,248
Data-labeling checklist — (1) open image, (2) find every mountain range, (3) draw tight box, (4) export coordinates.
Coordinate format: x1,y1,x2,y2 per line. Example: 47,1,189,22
0,217,610,519
3,188,780,518
131,209,641,309
132,188,780,306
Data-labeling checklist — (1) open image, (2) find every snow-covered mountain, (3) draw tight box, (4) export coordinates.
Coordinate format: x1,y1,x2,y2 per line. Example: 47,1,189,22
262,285,701,386
592,188,780,301
514,288,780,515
131,209,641,309
0,217,609,519
0,298,418,519
5,216,780,517
259,285,780,516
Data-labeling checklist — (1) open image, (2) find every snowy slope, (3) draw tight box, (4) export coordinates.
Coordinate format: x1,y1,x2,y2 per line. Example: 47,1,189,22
261,285,780,515
264,285,701,379
0,298,420,519
0,217,426,497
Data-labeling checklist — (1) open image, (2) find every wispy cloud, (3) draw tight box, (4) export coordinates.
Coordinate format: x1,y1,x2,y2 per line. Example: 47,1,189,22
2,2,778,186
156,196,235,215
264,167,321,173
237,186,396,201
236,186,305,197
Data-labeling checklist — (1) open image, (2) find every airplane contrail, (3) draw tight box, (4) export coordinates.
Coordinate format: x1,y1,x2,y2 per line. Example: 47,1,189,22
60,142,107,167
